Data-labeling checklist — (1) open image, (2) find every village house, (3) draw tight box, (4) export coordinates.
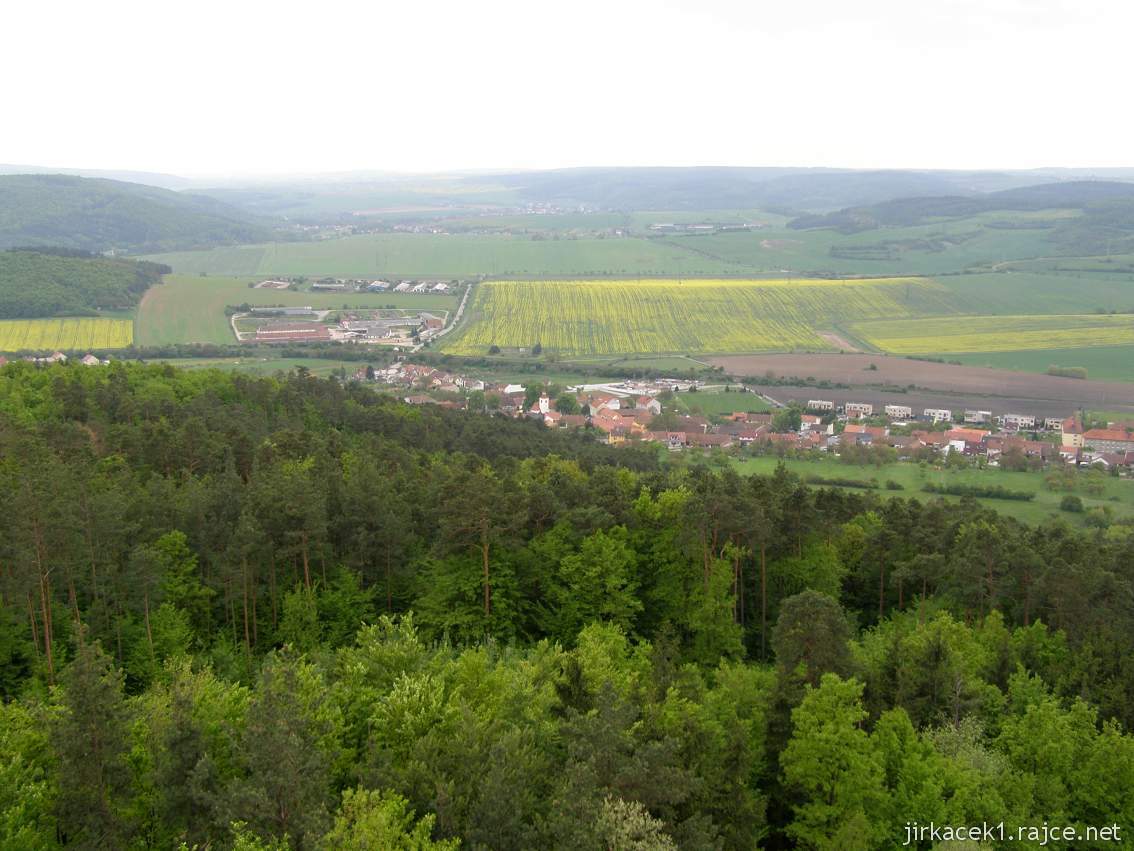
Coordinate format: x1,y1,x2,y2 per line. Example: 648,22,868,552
582,392,622,414
985,436,1054,463
944,427,991,454
884,405,912,420
1082,428,1134,453
912,430,949,449
799,414,827,434
807,399,835,412
1061,415,1085,448
924,408,953,424
844,402,873,419
1001,413,1037,431
686,432,734,449
842,423,888,445
26,351,67,365
636,395,662,415
1085,450,1134,472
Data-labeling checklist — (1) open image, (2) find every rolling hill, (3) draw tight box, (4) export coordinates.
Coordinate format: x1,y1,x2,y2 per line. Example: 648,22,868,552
0,174,277,253
0,248,169,317
787,180,1134,229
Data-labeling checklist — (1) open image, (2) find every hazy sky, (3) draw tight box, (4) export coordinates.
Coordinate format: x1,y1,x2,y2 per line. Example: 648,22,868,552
4,0,1131,176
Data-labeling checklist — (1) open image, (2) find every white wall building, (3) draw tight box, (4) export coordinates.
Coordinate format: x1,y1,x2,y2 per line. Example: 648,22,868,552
884,405,912,419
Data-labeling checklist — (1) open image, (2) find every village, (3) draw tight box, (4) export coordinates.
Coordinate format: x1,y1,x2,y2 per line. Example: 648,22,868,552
358,360,1134,474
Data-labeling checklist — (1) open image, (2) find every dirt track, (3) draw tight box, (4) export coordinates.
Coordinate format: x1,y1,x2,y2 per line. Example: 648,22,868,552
708,353,1134,412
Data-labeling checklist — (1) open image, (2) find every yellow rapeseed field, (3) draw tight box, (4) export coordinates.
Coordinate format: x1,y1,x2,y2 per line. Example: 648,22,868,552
849,314,1134,354
443,277,959,356
0,318,134,352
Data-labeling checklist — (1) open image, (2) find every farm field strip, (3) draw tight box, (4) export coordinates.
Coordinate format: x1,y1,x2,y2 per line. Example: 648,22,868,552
443,277,962,356
0,318,133,351
141,233,751,278
850,313,1134,355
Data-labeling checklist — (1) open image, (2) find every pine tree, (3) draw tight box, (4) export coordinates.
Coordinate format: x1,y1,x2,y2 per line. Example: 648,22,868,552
54,631,132,849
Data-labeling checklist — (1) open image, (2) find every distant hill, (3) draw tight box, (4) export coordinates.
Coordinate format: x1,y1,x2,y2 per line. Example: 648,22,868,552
0,248,170,318
195,167,1096,220
491,167,1006,212
788,180,1134,232
0,163,195,190
0,174,276,253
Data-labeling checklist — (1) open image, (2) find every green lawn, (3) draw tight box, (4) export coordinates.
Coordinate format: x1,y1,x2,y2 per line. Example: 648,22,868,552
732,455,1134,526
674,391,771,416
140,234,749,279
135,275,457,345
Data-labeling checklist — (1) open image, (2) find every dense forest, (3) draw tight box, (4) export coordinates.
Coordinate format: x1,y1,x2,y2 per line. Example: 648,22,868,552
0,175,274,253
0,249,170,318
2,362,1134,849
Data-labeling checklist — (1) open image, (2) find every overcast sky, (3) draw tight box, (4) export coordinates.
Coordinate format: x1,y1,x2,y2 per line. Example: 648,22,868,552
3,0,1130,177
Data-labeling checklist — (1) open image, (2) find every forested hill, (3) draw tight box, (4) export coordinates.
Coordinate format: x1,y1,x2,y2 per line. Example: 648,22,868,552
0,248,170,317
3,362,1134,848
0,174,276,253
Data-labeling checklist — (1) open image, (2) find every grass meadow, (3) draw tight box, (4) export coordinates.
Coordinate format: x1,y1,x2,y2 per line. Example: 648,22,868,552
731,454,1134,526
948,345,1134,382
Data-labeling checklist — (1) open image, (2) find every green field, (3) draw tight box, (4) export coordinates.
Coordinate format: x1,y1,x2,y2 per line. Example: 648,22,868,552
149,357,357,377
135,275,458,345
948,345,1134,382
673,391,771,416
141,234,750,279
443,277,961,356
732,455,1134,526
655,214,1061,276
0,317,133,352
850,313,1134,355
935,270,1134,315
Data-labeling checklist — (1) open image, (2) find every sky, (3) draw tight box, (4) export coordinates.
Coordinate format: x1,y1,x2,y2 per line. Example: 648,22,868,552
3,0,1131,177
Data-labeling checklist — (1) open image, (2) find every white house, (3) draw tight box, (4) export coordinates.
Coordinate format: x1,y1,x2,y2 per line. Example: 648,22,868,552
1002,413,1036,431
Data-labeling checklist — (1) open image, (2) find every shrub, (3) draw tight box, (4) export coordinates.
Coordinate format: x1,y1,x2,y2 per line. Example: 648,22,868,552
1060,494,1084,513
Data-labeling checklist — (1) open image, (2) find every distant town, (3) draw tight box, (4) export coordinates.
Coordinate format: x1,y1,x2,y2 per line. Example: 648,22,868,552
356,360,1134,473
